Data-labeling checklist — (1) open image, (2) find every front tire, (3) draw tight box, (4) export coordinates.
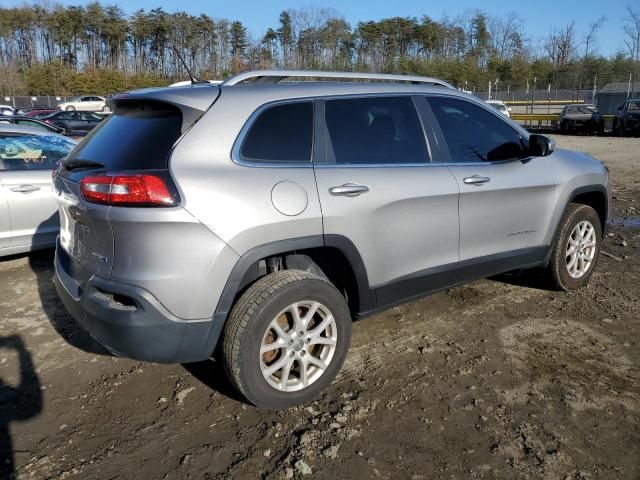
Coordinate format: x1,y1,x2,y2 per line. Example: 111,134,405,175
545,204,602,291
222,270,351,409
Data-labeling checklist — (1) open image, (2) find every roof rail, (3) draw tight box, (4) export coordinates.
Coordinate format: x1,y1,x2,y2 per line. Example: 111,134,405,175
223,70,455,89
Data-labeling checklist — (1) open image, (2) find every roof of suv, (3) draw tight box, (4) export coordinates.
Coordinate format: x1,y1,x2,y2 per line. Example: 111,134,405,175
110,70,464,112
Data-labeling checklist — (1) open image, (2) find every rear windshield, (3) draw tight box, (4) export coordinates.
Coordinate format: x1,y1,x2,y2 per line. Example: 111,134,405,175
66,101,182,171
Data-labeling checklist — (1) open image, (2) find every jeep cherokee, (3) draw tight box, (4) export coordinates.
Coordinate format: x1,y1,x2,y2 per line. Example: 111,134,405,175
53,70,611,409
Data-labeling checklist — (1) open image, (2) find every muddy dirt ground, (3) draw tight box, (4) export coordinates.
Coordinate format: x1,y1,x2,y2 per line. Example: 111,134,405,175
1,135,638,480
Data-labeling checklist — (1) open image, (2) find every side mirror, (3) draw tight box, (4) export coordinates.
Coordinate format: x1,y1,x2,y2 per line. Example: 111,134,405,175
529,134,555,157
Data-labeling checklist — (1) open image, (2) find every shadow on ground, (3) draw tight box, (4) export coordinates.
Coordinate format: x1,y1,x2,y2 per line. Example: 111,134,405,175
0,335,42,480
28,248,110,356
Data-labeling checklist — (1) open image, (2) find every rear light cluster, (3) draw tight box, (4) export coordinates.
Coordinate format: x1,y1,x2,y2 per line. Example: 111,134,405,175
80,173,178,207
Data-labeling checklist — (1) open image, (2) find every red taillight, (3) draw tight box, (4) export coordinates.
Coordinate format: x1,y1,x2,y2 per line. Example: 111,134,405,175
80,174,176,206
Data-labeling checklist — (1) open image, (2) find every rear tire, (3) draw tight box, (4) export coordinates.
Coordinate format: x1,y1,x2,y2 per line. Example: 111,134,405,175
222,270,351,409
545,204,602,291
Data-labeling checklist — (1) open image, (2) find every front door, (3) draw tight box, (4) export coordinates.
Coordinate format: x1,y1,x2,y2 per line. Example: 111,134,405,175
313,95,460,308
426,95,557,269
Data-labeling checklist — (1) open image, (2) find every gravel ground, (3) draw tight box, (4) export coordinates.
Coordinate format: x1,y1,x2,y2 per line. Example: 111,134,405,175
1,135,638,480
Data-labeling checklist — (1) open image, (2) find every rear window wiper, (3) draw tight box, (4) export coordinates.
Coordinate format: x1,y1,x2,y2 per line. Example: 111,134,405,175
63,159,105,171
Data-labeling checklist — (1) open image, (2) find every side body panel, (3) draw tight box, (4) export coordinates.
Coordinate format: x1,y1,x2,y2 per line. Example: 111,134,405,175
314,165,460,287
446,159,557,261
168,89,324,257
4,169,59,248
0,173,10,250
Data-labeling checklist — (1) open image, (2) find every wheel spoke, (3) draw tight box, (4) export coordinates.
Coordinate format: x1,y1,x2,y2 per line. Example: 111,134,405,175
299,358,309,387
271,321,290,341
279,357,294,389
302,302,321,329
566,245,576,256
260,340,283,355
263,354,289,376
306,354,328,370
309,336,336,347
289,303,304,333
307,314,334,338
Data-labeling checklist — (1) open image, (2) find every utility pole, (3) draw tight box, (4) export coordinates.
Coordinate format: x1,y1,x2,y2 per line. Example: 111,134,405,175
592,73,597,105
628,72,633,99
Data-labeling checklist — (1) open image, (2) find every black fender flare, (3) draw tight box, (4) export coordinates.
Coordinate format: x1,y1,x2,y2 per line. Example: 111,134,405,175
543,184,609,266
212,234,374,325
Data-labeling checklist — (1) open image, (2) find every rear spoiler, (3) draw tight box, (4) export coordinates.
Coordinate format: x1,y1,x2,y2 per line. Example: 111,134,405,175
107,84,220,132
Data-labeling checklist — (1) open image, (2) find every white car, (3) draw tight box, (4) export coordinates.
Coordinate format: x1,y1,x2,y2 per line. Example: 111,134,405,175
57,96,108,112
0,105,14,116
486,100,511,118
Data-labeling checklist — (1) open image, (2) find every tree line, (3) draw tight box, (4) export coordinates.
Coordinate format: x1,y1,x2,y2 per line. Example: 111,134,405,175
0,3,639,96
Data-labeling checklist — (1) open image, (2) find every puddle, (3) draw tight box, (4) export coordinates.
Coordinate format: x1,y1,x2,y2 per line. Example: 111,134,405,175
612,217,640,228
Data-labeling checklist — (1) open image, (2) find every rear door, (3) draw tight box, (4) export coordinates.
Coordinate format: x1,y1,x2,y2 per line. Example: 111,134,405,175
0,133,74,248
426,95,556,268
313,95,460,306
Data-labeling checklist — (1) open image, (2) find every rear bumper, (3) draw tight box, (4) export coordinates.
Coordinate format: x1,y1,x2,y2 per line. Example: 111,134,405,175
53,244,222,363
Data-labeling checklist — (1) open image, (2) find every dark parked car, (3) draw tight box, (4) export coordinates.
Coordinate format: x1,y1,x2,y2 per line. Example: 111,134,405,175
40,111,104,136
0,116,66,135
613,99,640,136
559,104,604,134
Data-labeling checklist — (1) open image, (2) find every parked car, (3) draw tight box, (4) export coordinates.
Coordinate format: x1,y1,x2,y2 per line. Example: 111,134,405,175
57,95,108,112
612,99,640,136
559,104,604,134
0,124,76,257
486,99,511,117
53,70,611,409
0,116,66,135
0,105,14,116
15,105,52,115
40,111,104,136
29,109,58,118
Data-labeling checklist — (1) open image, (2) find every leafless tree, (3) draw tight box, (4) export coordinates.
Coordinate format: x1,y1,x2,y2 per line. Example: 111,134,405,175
583,16,606,60
544,22,576,66
624,6,640,62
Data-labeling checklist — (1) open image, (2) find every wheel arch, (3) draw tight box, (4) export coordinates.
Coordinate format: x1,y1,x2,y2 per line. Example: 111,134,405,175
213,235,374,328
544,184,609,266
569,185,608,233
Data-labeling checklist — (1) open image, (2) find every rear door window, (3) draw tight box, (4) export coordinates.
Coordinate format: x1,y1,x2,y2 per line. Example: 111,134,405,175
428,96,526,163
64,101,182,173
240,101,313,163
323,96,429,165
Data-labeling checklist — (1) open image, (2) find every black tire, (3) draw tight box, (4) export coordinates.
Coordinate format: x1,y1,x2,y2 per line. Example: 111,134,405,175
65,105,75,111
545,203,602,291
222,270,351,409
102,105,110,112
560,120,567,133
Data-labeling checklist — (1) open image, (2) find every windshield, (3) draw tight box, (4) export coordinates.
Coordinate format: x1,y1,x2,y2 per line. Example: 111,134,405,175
0,133,75,170
628,101,640,111
568,106,598,114
488,103,507,111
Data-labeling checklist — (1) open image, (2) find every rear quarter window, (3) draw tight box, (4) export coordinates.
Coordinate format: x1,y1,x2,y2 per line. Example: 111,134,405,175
240,101,313,163
66,101,182,171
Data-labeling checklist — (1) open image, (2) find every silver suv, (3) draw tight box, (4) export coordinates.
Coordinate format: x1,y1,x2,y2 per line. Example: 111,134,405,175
53,71,611,408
